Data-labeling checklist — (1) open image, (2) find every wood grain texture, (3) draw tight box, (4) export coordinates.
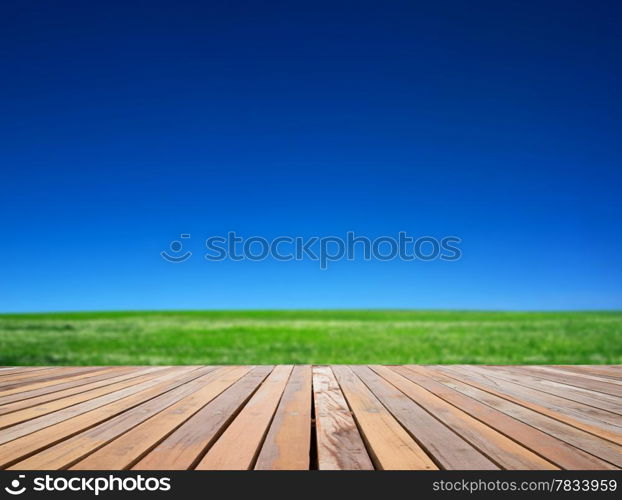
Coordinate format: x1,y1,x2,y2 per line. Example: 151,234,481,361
0,368,63,386
534,366,622,386
0,368,112,394
312,366,373,470
332,365,437,470
0,368,50,376
255,365,312,470
8,367,221,470
0,365,619,470
395,366,615,470
506,366,622,398
410,367,622,468
70,367,251,470
195,365,293,470
0,368,168,429
378,366,557,470
438,365,622,445
469,366,622,414
352,365,498,470
558,366,622,380
133,366,273,470
0,367,160,416
0,367,155,407
0,367,201,446
0,367,208,468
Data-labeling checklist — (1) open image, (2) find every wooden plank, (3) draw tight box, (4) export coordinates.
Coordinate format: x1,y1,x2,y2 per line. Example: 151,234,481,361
557,366,622,380
332,365,437,470
5,370,216,470
0,368,32,374
438,366,622,444
539,366,622,386
413,367,622,468
312,366,373,470
0,367,209,468
0,367,109,388
7,367,226,470
0,367,159,416
0,367,198,445
507,366,622,398
396,366,614,470
133,366,274,470
255,365,312,470
195,365,293,470
473,366,622,414
0,368,65,386
0,367,169,429
0,367,51,377
69,367,252,470
375,366,557,470
0,365,619,470
0,367,145,406
352,365,497,470
0,367,116,397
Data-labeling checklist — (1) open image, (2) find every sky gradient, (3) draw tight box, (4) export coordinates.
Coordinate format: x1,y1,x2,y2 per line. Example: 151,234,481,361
1,1,621,312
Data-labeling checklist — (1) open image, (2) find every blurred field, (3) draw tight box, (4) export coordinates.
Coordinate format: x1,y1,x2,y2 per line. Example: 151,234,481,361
0,310,620,365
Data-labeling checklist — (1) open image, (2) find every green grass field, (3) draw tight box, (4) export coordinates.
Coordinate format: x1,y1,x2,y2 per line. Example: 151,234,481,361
0,310,620,365
0,311,622,365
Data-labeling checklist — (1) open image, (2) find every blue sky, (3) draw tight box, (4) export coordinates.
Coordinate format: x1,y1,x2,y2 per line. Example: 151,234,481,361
1,1,621,312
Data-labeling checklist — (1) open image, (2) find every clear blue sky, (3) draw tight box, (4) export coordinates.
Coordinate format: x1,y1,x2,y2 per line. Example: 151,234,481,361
1,1,621,312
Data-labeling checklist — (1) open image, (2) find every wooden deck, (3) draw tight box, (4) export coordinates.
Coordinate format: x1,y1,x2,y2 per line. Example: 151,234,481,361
0,365,620,470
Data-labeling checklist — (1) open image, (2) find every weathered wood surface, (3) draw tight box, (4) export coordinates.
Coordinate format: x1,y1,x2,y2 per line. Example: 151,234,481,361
0,365,619,470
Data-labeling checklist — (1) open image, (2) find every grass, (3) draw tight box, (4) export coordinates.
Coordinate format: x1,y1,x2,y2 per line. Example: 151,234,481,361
0,310,620,365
